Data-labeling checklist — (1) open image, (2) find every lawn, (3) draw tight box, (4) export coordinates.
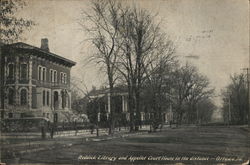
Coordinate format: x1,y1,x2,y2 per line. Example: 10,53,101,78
9,126,250,164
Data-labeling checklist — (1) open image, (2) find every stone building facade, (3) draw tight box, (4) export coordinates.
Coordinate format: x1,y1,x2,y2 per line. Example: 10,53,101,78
88,87,130,121
87,87,173,126
0,39,76,122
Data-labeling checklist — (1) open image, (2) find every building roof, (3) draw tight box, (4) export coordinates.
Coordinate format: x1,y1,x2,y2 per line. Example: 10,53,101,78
4,42,76,67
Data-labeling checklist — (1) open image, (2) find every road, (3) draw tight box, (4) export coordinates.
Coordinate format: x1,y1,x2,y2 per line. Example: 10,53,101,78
3,126,250,164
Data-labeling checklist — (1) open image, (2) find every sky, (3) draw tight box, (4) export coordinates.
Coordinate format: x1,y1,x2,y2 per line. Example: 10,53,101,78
17,0,249,114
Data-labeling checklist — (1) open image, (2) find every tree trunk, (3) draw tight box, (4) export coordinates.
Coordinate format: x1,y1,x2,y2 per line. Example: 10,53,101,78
135,88,141,131
128,83,135,132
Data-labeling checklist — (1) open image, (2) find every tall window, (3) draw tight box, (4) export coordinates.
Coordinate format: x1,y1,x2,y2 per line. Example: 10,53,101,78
50,70,53,82
47,91,50,106
38,66,42,80
60,72,63,83
60,73,67,84
54,70,57,83
20,63,28,79
20,89,27,105
8,88,15,105
43,90,46,106
8,64,14,79
54,91,59,109
42,67,46,81
62,91,65,109
64,73,67,84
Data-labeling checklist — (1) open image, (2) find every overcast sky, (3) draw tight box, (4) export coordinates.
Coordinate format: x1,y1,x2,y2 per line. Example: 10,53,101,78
17,0,249,111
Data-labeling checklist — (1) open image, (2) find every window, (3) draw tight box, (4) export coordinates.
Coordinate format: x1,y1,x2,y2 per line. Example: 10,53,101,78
8,88,15,105
43,113,45,117
64,73,67,84
62,91,65,109
20,89,27,105
38,66,42,80
42,67,46,81
50,69,53,82
38,66,46,81
47,91,50,106
43,90,46,106
54,70,57,83
54,91,59,109
8,113,13,118
8,64,14,79
47,113,49,118
60,72,63,83
20,63,28,79
60,73,67,84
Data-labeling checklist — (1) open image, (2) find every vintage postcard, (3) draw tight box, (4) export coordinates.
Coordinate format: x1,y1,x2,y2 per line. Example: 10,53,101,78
0,0,249,164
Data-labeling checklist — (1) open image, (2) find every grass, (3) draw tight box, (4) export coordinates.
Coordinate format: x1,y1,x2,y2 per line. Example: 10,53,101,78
127,136,184,143
3,126,250,164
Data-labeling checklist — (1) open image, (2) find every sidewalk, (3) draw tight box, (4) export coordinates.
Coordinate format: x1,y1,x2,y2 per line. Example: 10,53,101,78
1,127,150,156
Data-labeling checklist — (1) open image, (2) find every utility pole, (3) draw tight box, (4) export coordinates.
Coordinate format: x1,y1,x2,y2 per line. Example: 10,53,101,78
248,0,250,128
228,95,231,126
242,68,250,127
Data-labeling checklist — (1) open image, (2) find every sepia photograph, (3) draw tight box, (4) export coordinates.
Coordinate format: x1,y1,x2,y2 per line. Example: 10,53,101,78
0,0,249,164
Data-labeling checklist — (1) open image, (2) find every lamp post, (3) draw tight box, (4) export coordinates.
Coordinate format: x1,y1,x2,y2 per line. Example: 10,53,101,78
228,95,231,126
196,102,199,125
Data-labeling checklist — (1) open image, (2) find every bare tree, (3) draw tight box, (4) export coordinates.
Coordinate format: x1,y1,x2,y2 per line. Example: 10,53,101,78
142,54,177,131
0,0,34,43
196,98,216,125
171,63,214,125
80,0,124,134
222,73,248,125
115,7,176,131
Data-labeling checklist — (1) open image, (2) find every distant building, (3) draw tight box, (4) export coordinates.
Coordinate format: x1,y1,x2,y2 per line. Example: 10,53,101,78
87,87,130,126
86,86,173,126
0,39,76,122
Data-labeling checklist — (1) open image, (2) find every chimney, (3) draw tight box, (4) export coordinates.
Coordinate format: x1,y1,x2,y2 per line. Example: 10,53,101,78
40,38,49,51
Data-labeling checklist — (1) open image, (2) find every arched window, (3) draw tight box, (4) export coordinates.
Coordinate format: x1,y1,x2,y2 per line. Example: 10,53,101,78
43,90,46,106
54,71,57,83
61,91,65,109
42,67,46,81
20,89,27,105
8,64,14,79
64,73,67,84
20,63,28,79
50,69,53,82
8,88,15,105
60,72,63,83
38,66,42,80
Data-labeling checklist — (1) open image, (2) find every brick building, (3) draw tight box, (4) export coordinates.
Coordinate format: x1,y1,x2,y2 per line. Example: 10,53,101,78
0,39,76,122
